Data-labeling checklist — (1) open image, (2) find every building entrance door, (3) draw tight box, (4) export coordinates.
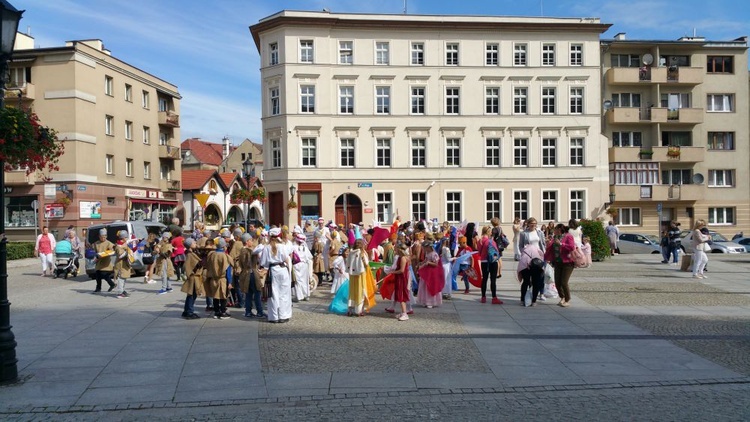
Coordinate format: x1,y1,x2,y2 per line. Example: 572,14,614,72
334,193,362,227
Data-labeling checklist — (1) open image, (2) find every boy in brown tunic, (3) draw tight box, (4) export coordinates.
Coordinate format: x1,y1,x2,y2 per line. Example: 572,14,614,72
204,238,234,319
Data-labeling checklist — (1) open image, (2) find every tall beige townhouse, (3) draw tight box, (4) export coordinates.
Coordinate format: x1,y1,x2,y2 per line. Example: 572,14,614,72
4,33,182,240
250,11,612,227
602,34,749,237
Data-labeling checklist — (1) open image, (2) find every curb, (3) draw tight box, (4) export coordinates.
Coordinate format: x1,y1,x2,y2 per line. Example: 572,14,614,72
5,258,38,269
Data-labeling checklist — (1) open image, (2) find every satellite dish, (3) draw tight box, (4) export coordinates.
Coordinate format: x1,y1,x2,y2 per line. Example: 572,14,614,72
603,100,613,111
692,173,704,184
642,53,653,65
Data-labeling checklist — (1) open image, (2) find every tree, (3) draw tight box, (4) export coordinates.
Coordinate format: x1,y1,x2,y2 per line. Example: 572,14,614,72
0,107,64,179
580,219,609,262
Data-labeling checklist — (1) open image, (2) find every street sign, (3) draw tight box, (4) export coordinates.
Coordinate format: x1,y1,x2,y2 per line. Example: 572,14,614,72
657,202,663,213
31,199,38,210
357,182,372,188
77,185,87,191
195,193,210,208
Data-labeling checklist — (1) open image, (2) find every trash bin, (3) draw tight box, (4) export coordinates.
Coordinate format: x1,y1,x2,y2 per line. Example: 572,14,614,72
680,254,692,272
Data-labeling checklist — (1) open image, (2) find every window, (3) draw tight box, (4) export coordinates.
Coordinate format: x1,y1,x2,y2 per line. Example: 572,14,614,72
158,132,167,146
708,207,735,225
542,191,557,221
446,138,460,167
612,131,642,147
143,126,150,145
340,138,355,167
541,87,556,114
411,87,425,114
143,161,151,179
570,44,583,66
542,138,556,167
376,86,390,114
707,56,733,73
446,43,459,65
486,43,499,65
160,164,171,181
125,158,133,178
105,75,113,96
570,190,584,220
513,139,528,167
125,121,133,140
8,66,28,87
662,169,692,185
376,192,393,223
142,90,150,109
376,42,389,65
339,86,354,114
411,42,424,65
270,87,280,115
485,138,500,167
661,131,691,147
300,40,314,63
513,191,529,221
338,41,353,64
707,94,734,112
485,87,499,114
513,87,527,114
411,138,426,167
446,192,462,222
125,84,132,102
708,170,734,187
105,154,114,174
485,191,502,221
570,87,583,114
445,87,460,114
611,162,659,185
612,93,641,108
271,139,281,168
570,138,584,166
105,115,114,136
542,44,555,66
376,138,391,167
411,192,427,222
269,42,278,65
707,132,734,150
301,138,317,167
514,43,527,66
617,208,641,226
300,85,315,113
611,54,640,68
158,98,168,112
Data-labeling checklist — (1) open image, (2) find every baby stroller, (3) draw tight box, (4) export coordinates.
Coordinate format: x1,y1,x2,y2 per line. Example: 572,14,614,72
53,252,79,279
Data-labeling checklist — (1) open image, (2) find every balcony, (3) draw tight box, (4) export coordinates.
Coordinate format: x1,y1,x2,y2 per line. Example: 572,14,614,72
606,67,645,85
612,184,703,202
606,66,703,85
609,146,705,163
4,171,35,185
663,66,703,85
159,179,181,192
158,144,181,160
4,83,35,101
651,107,703,124
158,111,180,127
606,107,651,124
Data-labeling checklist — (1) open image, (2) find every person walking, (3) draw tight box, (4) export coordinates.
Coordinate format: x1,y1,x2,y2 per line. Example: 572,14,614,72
477,226,502,305
180,238,204,319
260,227,293,323
391,243,412,321
544,223,576,307
292,232,313,302
34,226,56,277
92,228,116,293
691,219,710,279
205,238,234,319
416,239,444,309
605,221,620,256
154,232,175,294
512,217,522,261
667,221,682,265
113,230,133,299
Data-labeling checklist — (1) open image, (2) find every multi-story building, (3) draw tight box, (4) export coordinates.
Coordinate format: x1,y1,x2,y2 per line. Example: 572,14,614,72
250,11,611,227
181,137,236,171
219,139,264,180
602,33,749,236
4,33,182,240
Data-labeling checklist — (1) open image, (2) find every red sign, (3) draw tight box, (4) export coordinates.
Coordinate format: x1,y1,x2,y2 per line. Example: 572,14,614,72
44,203,65,218
363,208,374,214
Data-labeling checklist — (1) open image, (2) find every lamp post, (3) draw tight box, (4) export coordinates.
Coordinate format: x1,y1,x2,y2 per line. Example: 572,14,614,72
0,0,23,384
288,184,296,226
242,158,252,233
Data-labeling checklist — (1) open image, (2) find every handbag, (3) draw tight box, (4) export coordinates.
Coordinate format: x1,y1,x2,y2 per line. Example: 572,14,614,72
701,242,711,252
570,247,587,268
524,289,532,307
292,251,301,265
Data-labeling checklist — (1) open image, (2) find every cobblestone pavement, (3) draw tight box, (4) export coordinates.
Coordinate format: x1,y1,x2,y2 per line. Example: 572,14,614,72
571,282,750,306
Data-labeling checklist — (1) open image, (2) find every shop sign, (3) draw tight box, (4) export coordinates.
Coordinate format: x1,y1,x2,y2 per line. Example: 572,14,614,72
44,184,56,199
147,191,158,198
80,201,102,219
125,188,146,198
3,186,12,194
364,208,374,214
44,203,64,219
77,185,87,191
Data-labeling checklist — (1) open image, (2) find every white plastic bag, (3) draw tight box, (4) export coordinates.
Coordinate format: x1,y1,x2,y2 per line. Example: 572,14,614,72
544,282,559,299
524,289,532,307
544,264,555,285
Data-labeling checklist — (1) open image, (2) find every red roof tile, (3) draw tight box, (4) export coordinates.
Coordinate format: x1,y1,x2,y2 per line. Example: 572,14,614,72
181,138,229,166
181,169,219,191
218,172,240,189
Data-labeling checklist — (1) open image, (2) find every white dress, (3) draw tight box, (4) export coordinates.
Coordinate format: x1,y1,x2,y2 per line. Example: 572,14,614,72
441,246,452,296
330,255,347,294
259,244,292,322
292,241,313,300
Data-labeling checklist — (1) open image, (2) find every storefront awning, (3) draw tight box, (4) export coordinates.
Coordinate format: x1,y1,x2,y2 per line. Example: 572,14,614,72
130,199,178,206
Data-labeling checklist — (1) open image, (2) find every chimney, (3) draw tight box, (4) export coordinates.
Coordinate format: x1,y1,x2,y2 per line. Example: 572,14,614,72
222,136,230,159
614,32,626,41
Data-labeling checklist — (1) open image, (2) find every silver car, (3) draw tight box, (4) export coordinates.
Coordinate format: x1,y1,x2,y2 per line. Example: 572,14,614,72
617,233,663,254
680,230,747,254
734,237,750,252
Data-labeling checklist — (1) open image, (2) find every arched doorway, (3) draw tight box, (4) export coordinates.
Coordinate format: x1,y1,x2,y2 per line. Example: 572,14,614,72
226,206,243,225
334,193,362,227
204,203,222,230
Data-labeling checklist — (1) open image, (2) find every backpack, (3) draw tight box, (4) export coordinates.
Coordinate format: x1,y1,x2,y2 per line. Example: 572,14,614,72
486,239,500,264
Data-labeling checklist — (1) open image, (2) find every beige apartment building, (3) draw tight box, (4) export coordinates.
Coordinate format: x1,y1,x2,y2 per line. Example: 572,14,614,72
250,11,612,227
602,34,749,237
4,33,182,240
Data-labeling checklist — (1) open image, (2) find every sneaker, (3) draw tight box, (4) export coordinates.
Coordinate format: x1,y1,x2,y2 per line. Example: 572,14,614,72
107,285,116,292
122,291,130,297
219,313,231,319
92,289,101,293
245,313,253,318
538,296,546,302
189,314,200,319
213,314,221,319
463,289,470,294
426,305,433,309
255,313,267,318
143,277,150,284
406,310,414,315
480,297,487,303
166,288,173,293
384,308,395,313
700,274,708,279
693,275,702,279
205,306,213,312
148,279,158,284
491,298,503,305
444,295,452,300
116,293,128,299
397,313,409,321
158,289,168,295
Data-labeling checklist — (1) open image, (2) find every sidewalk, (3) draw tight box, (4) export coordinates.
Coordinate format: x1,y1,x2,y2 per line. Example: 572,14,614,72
0,254,749,416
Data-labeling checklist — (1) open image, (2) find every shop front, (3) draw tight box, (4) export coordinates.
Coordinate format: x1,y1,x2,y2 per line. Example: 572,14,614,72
126,188,179,225
3,185,40,241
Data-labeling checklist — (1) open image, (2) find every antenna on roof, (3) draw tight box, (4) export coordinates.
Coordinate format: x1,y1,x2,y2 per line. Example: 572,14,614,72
540,0,544,16
403,0,407,14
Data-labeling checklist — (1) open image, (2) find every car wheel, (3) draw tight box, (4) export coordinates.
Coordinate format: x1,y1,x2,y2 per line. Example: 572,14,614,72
650,251,661,254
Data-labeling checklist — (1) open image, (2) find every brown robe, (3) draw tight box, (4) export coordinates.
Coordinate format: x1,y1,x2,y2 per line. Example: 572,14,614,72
113,243,132,279
203,250,233,299
153,240,175,277
238,247,253,292
180,250,206,296
94,240,115,271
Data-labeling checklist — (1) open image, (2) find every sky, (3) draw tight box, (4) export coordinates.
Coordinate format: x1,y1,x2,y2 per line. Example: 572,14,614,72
11,0,750,145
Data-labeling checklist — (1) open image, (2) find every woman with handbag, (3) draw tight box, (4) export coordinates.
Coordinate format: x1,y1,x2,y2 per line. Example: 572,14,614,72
690,219,710,279
544,223,576,307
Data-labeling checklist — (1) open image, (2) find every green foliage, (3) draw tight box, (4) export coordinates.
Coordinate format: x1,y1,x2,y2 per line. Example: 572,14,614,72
6,242,35,260
580,219,609,262
0,107,64,179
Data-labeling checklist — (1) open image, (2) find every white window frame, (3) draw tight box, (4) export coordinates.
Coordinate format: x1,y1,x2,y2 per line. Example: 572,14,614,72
570,138,584,166
708,170,734,187
612,163,659,185
125,84,132,102
271,139,282,169
485,190,502,222
513,87,528,114
569,190,585,220
300,85,315,113
485,87,499,114
708,207,735,225
542,43,556,66
339,41,353,65
513,138,528,167
160,164,171,181
376,138,392,168
617,208,641,226
124,121,133,141
445,87,460,115
411,86,425,115
541,190,558,222
542,138,556,167
411,42,424,65
105,154,114,175
411,191,427,222
105,75,113,96
445,138,461,167
570,87,583,114
339,138,355,168
269,42,279,66
706,94,734,112
143,161,151,180
301,137,317,168
158,132,167,146
445,191,463,223
541,87,556,115
514,43,527,66
612,93,641,108
375,41,390,65
105,115,114,136
707,132,734,150
300,40,314,63
375,191,394,223
570,44,583,66
375,86,391,115
339,86,354,114
142,90,149,109
485,138,501,167
270,87,280,115
445,42,459,66
513,190,530,221
143,126,150,145
411,138,426,167
125,158,133,178
612,132,642,147
486,43,499,66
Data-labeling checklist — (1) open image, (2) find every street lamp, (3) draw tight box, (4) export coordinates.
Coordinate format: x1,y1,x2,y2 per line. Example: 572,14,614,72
289,184,296,200
242,158,253,233
0,0,24,385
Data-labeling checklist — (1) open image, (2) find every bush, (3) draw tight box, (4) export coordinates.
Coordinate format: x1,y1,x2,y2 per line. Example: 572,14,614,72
580,219,609,262
6,242,35,260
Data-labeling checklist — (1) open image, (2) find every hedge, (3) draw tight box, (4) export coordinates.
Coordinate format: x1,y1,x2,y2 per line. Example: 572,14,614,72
6,242,35,260
580,219,610,262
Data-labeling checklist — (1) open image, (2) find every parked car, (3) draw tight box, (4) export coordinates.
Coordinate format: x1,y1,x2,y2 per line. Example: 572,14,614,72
85,220,167,278
617,233,662,254
731,237,750,253
680,230,747,254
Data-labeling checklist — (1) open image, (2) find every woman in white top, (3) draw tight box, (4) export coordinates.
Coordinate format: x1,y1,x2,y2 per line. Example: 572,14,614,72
690,219,710,279
568,219,583,247
512,217,522,261
440,237,453,299
330,247,348,294
259,228,292,323
292,233,313,302
517,217,546,255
